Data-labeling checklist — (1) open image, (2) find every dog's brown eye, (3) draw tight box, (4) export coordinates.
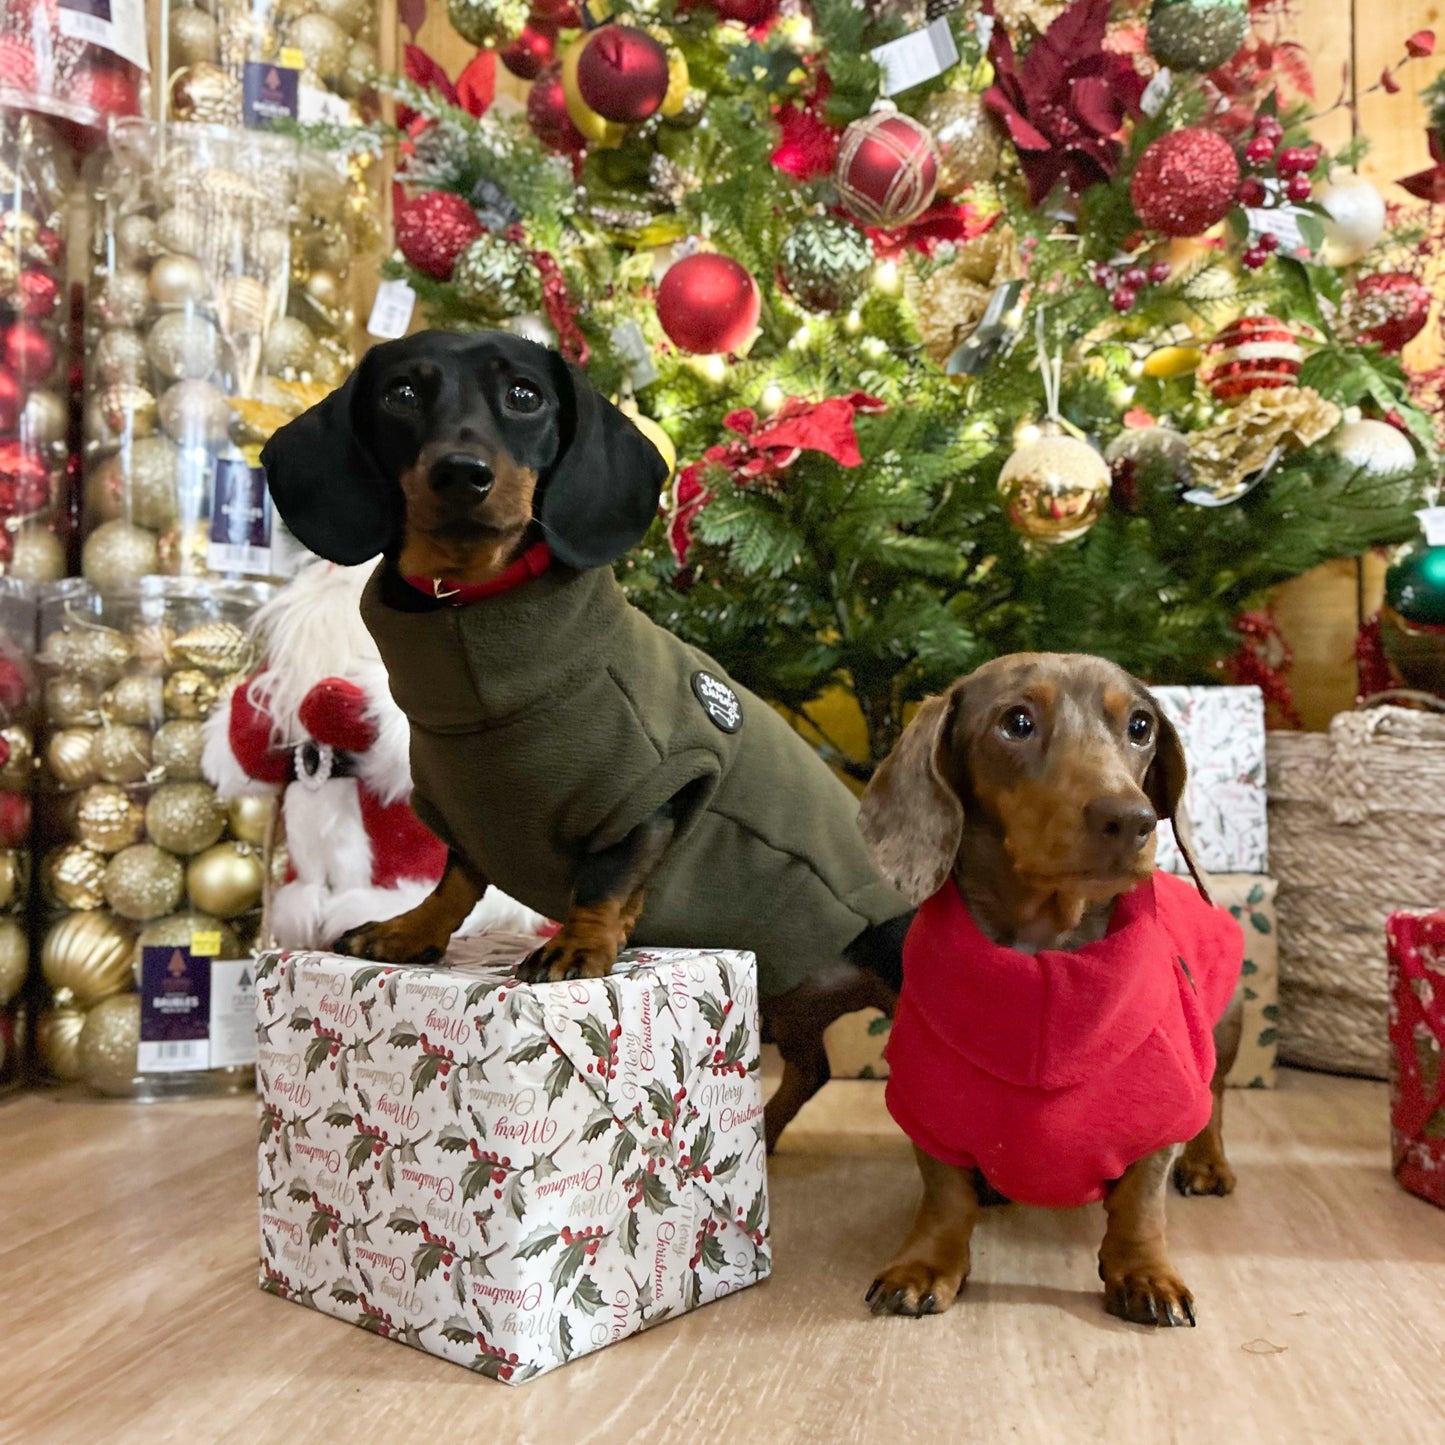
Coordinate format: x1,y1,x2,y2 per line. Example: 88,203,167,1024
1000,707,1035,741
383,381,419,413
506,381,542,413
1128,711,1154,745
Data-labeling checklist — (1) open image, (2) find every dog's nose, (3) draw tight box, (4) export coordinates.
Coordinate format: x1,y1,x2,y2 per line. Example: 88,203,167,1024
430,453,494,496
1084,795,1157,852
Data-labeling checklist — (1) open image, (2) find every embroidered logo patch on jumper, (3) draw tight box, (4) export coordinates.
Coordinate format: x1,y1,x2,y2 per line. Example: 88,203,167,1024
691,671,743,733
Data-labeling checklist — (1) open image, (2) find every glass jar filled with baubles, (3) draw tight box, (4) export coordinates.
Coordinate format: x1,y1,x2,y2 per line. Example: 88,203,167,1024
33,576,276,1099
0,580,35,1095
0,111,77,587
0,0,147,132
83,118,303,589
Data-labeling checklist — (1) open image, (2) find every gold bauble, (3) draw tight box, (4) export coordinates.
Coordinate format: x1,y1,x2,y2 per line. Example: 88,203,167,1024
152,719,206,781
262,317,317,376
146,782,224,857
75,783,147,853
21,387,70,446
917,91,1003,197
45,727,98,788
156,523,214,579
303,268,343,312
0,915,26,1005
132,623,177,674
0,725,33,790
169,5,221,66
146,310,220,382
45,675,101,729
159,380,233,446
102,674,163,727
104,843,185,921
83,521,160,593
9,524,67,584
170,62,244,126
226,794,275,845
42,909,137,1002
997,428,1111,545
92,724,153,785
94,270,150,328
175,621,256,676
78,993,141,1097
154,206,206,258
187,842,265,918
0,850,24,912
315,0,372,37
37,1005,87,1082
45,844,109,910
88,384,157,446
148,253,208,307
289,12,351,81
115,216,157,269
134,910,242,974
41,625,135,684
163,670,217,719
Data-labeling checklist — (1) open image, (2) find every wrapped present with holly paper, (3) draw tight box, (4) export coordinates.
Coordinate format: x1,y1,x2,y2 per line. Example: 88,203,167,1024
1387,909,1445,1209
255,935,770,1382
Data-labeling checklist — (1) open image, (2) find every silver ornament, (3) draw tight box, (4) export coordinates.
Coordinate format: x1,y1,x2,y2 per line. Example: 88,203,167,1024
116,213,157,267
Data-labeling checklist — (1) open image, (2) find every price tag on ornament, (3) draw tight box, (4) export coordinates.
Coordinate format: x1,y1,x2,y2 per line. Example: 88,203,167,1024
298,83,354,126
208,458,276,576
611,320,658,391
870,19,960,97
1417,506,1445,546
1141,68,1173,117
946,279,1025,376
243,62,299,127
973,13,995,52
58,0,149,71
138,947,212,1073
367,278,417,340
1244,178,1311,256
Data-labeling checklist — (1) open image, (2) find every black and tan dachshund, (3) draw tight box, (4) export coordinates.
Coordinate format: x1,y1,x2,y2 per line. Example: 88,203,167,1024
261,330,910,1151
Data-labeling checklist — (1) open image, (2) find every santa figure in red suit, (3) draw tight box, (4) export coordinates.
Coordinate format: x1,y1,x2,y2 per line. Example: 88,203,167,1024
202,559,548,950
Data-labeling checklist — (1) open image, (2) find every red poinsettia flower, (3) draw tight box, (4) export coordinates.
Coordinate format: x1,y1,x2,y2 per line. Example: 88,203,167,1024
1400,130,1445,202
983,0,1147,208
771,72,838,181
865,199,991,260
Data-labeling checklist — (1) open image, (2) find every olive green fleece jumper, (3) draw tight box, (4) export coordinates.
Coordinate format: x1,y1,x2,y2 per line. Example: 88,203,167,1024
361,562,907,996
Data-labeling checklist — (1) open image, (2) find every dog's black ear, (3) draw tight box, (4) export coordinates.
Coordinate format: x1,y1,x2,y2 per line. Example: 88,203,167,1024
1143,697,1212,904
261,354,398,565
540,358,669,570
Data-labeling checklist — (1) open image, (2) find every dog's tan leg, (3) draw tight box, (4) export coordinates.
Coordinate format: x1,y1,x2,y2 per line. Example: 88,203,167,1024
1175,988,1243,1197
334,851,485,964
1099,1147,1196,1327
867,1147,980,1317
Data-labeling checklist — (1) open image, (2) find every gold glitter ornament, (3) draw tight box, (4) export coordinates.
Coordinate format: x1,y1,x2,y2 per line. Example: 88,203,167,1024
154,206,206,257
92,724,153,785
105,843,185,921
45,676,101,728
90,384,158,443
170,63,244,125
78,993,141,1097
454,234,541,323
97,436,180,531
37,1005,87,1082
132,623,177,674
289,13,351,81
916,90,1003,196
75,783,147,853
147,311,221,382
9,526,67,584
146,782,225,856
997,426,1111,544
1147,0,1249,73
315,0,372,36
45,728,98,788
0,851,20,911
1186,386,1341,504
148,253,208,307
153,719,206,781
95,270,150,328
0,726,32,789
227,794,275,845
156,524,213,579
164,670,217,719
102,674,163,726
187,842,265,918
169,5,221,66
95,328,149,386
40,625,135,684
175,621,256,676
0,915,25,1004
915,224,1022,368
160,380,234,446
343,38,378,96
135,911,242,974
42,909,137,1002
218,276,269,338
21,388,69,447
45,844,109,910
83,521,160,593
447,0,529,49
262,317,318,376
115,214,157,267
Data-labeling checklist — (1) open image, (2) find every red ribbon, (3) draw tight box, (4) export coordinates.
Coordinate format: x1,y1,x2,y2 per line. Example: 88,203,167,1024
1225,611,1301,727
503,225,588,365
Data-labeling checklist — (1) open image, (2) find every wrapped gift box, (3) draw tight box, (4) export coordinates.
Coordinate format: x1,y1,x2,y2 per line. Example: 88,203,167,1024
825,874,1279,1089
256,936,770,1382
1151,685,1267,876
1386,910,1445,1209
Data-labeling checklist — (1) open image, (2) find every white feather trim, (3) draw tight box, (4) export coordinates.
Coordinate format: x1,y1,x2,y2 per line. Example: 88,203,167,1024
202,689,282,800
284,777,373,889
350,657,416,806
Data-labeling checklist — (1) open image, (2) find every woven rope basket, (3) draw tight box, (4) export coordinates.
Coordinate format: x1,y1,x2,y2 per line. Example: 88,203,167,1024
1268,697,1445,1078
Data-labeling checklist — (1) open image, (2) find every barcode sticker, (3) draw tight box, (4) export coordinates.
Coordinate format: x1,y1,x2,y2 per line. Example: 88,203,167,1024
870,19,960,97
138,1038,210,1073
367,279,416,340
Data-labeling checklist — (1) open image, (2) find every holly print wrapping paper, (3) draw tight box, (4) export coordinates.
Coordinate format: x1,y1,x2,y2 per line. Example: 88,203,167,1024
255,935,771,1382
1387,910,1445,1210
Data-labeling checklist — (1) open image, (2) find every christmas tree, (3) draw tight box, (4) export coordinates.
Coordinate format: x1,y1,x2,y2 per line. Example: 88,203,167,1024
329,0,1439,768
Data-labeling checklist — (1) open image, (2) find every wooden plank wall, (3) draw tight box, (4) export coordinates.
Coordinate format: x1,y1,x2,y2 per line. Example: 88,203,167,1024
396,0,1445,736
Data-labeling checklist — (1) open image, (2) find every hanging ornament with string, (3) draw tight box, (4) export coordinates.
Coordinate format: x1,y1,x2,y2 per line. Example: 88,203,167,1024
834,103,939,229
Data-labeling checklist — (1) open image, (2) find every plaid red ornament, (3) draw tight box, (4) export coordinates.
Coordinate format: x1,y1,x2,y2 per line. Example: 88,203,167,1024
1387,910,1445,1209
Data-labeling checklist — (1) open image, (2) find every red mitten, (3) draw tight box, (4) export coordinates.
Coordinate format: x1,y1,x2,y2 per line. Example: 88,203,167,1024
229,673,289,785
299,677,378,753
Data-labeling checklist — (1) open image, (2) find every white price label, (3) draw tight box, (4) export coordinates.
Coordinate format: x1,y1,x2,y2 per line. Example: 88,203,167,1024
367,278,416,340
870,19,960,97
1141,68,1173,117
297,83,355,126
1245,206,1308,254
58,0,150,71
210,960,260,1070
1417,506,1445,547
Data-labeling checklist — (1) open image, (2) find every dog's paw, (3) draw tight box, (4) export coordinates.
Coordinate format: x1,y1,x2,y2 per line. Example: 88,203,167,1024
516,931,617,983
1101,1265,1196,1328
865,1261,966,1318
332,920,446,966
1173,1151,1237,1198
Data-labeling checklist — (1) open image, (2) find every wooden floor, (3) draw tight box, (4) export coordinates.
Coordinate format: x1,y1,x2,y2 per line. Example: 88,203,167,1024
5,1065,1444,1445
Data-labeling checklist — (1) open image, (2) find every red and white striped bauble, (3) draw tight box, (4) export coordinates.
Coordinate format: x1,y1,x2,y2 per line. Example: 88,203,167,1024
1199,315,1302,403
834,105,939,229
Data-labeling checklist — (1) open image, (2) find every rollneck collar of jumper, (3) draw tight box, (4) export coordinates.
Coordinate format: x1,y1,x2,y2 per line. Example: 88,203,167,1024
403,541,552,605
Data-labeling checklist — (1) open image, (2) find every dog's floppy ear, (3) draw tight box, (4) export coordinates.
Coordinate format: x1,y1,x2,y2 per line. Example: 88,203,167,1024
859,687,965,906
1143,697,1212,904
261,353,398,565
540,358,669,570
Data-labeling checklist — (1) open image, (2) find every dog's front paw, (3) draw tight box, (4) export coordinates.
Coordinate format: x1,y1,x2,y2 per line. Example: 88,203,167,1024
333,919,447,966
516,928,617,983
1101,1264,1196,1328
1173,1147,1237,1198
865,1260,967,1318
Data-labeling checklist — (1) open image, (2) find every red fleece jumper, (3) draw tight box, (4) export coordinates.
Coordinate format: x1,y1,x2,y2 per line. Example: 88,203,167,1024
885,872,1243,1209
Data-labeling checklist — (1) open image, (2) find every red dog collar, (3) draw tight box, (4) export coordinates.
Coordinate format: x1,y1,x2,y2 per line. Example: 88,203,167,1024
404,541,552,605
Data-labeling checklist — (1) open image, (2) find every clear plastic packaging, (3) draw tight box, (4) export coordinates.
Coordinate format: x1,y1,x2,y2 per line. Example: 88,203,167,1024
0,579,35,1094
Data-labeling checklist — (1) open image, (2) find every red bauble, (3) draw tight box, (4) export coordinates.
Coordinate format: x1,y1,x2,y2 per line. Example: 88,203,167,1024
502,22,557,81
0,792,30,848
71,63,141,122
3,323,57,382
18,270,60,320
706,0,779,22
1130,127,1241,237
1340,272,1432,354
0,653,27,713
575,26,670,125
0,35,37,92
0,365,19,432
527,65,587,154
1199,315,1302,403
395,191,485,281
656,253,761,355
530,0,581,24
834,108,939,229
